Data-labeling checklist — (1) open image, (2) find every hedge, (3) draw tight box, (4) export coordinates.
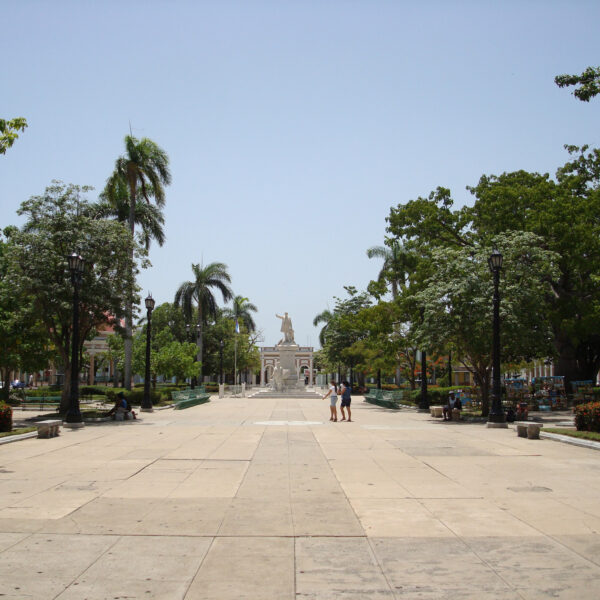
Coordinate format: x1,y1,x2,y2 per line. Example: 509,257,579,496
25,387,62,397
0,403,12,432
574,401,600,433
105,388,163,405
406,386,474,405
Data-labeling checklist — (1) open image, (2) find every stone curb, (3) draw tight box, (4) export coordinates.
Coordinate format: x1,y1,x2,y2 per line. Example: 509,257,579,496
0,431,38,445
540,431,600,451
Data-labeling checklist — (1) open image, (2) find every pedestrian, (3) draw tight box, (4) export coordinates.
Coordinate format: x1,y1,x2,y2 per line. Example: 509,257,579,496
340,380,352,422
322,380,338,422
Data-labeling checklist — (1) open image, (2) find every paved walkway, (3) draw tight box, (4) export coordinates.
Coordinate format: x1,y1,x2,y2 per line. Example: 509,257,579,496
1,396,599,599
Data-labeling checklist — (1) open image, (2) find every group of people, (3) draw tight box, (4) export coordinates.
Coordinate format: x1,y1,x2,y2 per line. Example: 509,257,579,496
322,380,352,422
106,391,137,421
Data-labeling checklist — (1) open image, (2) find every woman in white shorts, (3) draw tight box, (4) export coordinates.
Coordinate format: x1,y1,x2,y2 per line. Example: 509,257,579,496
322,380,338,422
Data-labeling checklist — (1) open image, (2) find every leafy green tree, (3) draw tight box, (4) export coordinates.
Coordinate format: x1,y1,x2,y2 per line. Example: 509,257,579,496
0,236,52,399
0,117,27,154
555,66,600,102
388,150,600,387
5,181,141,413
131,328,197,384
414,232,558,415
174,262,233,380
320,287,372,386
467,147,600,383
104,135,171,390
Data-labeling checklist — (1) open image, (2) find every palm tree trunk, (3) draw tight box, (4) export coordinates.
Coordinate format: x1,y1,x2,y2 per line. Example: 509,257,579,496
123,176,136,391
197,309,203,382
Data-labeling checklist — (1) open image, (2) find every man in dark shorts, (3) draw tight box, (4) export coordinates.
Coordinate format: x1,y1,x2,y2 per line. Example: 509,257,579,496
340,381,352,422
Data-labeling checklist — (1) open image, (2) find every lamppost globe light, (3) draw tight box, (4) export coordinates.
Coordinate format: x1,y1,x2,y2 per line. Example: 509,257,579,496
145,294,155,311
488,248,503,272
67,252,85,275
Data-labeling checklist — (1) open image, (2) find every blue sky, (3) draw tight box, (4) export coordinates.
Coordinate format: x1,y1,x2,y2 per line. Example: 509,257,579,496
2,1,599,347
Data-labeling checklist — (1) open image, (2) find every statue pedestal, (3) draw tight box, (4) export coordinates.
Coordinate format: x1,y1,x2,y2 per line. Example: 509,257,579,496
277,343,302,390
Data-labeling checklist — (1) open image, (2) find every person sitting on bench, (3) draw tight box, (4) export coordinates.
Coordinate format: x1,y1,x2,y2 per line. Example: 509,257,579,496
443,392,461,421
106,392,136,421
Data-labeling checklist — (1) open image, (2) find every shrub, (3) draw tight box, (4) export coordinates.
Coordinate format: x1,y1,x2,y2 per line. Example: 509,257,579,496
574,401,600,432
406,386,473,405
105,388,162,406
79,385,109,397
25,388,61,397
0,403,12,432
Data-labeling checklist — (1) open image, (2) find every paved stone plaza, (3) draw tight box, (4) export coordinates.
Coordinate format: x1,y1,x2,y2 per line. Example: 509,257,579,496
1,396,599,599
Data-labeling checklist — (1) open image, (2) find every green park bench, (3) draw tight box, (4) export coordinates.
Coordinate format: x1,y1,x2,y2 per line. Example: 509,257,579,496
364,388,402,410
173,392,211,410
22,396,61,410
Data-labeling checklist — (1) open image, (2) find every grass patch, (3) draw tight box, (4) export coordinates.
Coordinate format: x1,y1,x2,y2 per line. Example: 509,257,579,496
0,426,37,438
544,428,600,442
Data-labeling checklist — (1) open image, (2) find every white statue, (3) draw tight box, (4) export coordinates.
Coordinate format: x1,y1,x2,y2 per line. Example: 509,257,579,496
276,312,295,345
271,364,284,391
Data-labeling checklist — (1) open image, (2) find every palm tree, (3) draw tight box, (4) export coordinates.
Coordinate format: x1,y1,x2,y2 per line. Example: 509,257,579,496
174,262,233,380
366,241,415,299
313,309,333,347
95,197,166,250
225,295,258,332
104,135,171,390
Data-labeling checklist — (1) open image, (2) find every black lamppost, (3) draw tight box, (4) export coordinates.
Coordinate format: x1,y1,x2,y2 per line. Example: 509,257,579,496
141,293,155,412
65,252,85,426
219,339,224,384
487,249,507,426
186,323,200,388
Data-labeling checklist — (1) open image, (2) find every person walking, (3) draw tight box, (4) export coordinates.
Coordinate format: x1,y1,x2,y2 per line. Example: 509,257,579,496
340,380,352,422
322,380,339,422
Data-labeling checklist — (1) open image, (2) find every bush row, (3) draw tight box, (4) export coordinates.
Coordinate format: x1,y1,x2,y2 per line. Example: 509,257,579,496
405,386,474,405
574,401,600,433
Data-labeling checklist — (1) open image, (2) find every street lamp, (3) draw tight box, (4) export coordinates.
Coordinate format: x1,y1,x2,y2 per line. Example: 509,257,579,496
487,249,507,427
141,293,155,412
186,323,200,388
219,339,224,384
65,252,85,427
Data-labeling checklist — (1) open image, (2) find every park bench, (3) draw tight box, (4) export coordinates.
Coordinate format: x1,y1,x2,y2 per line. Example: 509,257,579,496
515,421,543,439
36,419,61,438
430,406,444,418
23,396,61,410
173,393,210,410
364,389,401,410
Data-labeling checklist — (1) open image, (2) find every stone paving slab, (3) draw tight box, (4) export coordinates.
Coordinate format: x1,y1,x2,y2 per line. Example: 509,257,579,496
1,395,600,598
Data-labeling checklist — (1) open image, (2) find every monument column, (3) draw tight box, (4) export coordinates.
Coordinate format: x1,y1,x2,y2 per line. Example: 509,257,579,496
309,358,314,385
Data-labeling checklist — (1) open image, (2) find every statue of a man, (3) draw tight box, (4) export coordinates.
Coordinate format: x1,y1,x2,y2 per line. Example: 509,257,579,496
276,312,295,344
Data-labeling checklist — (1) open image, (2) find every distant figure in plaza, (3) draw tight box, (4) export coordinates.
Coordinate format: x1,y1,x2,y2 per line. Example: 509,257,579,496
106,391,135,421
339,381,352,422
443,391,461,421
322,380,338,422
276,312,295,344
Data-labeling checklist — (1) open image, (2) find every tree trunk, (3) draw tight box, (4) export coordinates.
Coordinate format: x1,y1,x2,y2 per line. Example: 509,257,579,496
123,175,137,391
60,362,72,415
197,309,203,381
